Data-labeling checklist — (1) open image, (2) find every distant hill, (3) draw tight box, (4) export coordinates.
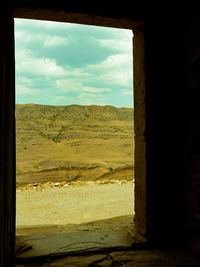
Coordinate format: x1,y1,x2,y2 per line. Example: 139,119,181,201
16,104,134,185
15,104,134,122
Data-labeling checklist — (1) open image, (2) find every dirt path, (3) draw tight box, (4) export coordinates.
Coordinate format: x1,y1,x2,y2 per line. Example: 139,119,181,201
16,183,134,226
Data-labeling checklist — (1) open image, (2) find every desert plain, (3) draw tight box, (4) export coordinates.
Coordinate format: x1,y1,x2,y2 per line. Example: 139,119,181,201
16,104,135,226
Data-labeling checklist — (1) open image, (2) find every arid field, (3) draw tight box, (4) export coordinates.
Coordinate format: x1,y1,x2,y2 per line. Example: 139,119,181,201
16,181,134,227
16,104,135,227
16,104,134,185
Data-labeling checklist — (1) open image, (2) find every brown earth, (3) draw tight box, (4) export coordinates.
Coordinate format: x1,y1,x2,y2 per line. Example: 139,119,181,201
16,104,134,185
16,182,134,227
16,165,135,186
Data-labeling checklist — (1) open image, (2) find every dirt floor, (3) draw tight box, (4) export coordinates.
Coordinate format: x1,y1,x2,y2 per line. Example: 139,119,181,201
16,182,134,226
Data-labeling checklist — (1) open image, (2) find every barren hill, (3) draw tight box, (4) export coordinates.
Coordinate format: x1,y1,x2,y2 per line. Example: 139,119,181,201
15,104,133,122
16,104,134,185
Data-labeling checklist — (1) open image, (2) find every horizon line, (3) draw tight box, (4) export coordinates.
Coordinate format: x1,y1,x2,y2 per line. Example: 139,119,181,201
15,103,134,108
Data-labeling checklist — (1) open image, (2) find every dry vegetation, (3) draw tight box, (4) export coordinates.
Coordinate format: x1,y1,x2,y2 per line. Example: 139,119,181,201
16,104,134,186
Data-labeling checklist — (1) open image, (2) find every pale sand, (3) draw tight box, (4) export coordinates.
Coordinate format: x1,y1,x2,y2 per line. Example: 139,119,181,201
16,183,134,226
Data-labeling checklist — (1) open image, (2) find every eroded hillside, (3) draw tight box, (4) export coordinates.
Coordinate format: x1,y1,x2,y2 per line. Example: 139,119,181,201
16,104,134,185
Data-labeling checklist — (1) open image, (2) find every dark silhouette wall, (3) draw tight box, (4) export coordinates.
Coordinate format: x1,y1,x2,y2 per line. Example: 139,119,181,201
0,1,200,266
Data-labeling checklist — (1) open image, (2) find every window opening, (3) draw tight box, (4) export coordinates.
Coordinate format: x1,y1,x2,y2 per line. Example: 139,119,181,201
15,18,135,256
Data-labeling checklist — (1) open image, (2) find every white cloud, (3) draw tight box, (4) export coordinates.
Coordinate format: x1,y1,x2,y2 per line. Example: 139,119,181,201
16,85,40,95
85,54,133,87
100,71,133,87
77,95,109,106
122,89,133,95
78,93,101,98
16,76,33,86
15,19,134,107
15,28,68,49
44,36,67,47
56,79,82,93
56,83,111,101
65,69,92,78
15,49,66,77
39,20,73,30
15,31,44,46
82,87,110,93
103,54,133,68
99,39,133,53
79,98,108,106
55,96,67,100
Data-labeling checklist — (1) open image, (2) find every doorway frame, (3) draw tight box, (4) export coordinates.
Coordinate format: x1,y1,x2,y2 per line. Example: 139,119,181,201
0,5,146,266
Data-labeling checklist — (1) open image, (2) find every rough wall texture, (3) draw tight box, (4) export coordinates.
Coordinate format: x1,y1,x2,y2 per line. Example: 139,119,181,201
178,5,200,254
144,7,185,246
0,3,16,267
1,1,200,266
15,250,200,267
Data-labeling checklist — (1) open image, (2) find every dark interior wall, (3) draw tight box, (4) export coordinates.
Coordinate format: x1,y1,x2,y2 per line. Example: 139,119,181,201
10,0,200,247
12,1,144,21
144,7,186,247
178,5,200,253
0,3,16,267
1,1,200,265
145,3,200,252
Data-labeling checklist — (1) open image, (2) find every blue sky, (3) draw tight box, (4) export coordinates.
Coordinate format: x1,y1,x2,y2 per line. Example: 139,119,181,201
14,19,134,107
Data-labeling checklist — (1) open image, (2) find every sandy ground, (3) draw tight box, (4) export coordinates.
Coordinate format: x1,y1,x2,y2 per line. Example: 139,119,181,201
16,183,134,226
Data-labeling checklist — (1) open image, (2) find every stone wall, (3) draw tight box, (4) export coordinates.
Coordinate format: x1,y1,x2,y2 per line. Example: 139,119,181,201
1,1,200,266
178,5,200,254
15,250,200,267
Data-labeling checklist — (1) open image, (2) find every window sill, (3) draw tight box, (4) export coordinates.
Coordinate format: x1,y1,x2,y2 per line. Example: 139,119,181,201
16,215,147,260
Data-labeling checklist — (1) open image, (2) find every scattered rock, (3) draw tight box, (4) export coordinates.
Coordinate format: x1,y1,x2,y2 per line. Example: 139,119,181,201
25,185,33,190
44,181,52,187
36,184,43,192
71,181,87,186
16,179,133,192
60,181,67,186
